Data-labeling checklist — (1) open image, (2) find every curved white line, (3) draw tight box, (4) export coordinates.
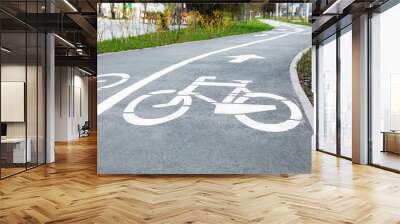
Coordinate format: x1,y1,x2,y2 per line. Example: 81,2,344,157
98,31,301,115
98,73,130,90
123,95,192,125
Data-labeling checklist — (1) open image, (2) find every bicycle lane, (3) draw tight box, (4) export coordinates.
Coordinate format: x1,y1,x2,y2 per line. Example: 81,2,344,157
97,23,302,104
97,22,312,174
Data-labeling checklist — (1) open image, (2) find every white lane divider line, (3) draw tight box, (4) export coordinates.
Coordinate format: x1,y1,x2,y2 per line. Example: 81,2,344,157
98,30,302,115
254,33,269,37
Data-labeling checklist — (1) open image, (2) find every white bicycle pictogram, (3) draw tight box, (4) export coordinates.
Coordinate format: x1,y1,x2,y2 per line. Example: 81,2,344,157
123,76,302,132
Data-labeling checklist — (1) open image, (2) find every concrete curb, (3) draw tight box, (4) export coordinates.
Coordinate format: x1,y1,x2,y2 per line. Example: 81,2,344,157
289,47,313,129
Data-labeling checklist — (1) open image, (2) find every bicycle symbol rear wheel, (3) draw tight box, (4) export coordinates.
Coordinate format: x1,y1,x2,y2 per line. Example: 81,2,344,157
123,90,192,125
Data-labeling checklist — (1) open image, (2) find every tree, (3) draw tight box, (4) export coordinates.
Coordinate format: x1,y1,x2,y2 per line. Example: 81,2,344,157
228,4,244,21
186,3,223,18
186,3,248,21
98,3,103,17
175,3,184,41
261,3,275,18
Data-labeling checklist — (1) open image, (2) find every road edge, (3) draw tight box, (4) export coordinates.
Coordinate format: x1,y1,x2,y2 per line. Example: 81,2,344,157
289,47,313,129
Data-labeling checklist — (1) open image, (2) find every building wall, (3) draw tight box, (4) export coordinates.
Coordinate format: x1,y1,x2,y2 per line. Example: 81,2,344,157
55,67,89,141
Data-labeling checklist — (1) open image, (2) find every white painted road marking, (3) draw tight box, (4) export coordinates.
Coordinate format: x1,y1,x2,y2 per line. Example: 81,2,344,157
225,54,265,63
254,33,269,37
299,32,311,35
214,103,276,114
122,76,302,132
98,73,130,90
234,92,302,132
98,30,302,115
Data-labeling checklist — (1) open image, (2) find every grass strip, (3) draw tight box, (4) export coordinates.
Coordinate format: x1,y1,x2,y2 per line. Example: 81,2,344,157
98,20,273,54
296,48,313,105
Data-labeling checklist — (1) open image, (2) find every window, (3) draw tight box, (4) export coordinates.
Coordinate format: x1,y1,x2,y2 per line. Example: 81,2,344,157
317,35,337,154
0,2,46,179
370,3,400,171
339,27,352,158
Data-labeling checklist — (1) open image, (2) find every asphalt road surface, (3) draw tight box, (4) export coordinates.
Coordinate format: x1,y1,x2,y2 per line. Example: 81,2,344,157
97,20,312,174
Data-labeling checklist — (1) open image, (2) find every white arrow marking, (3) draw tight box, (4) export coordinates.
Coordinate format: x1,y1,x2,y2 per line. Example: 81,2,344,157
225,54,265,63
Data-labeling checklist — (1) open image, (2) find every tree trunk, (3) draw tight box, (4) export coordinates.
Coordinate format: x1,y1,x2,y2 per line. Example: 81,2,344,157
176,6,182,41
123,3,127,19
111,3,115,19
143,3,147,24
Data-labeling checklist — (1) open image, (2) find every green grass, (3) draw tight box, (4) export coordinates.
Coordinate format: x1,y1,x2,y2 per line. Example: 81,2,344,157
296,48,313,105
98,20,273,54
265,16,311,27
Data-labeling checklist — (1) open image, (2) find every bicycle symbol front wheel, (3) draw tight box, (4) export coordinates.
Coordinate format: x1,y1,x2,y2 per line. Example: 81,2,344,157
234,92,302,132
